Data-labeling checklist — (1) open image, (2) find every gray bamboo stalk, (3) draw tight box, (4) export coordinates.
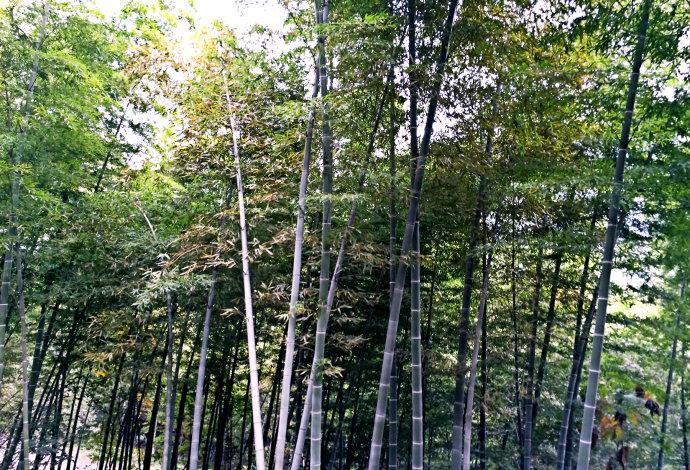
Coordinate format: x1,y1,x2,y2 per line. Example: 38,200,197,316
681,341,689,470
576,0,651,465
531,252,563,430
657,281,684,470
462,238,494,470
368,1,460,467
523,247,543,470
188,267,218,470
309,0,335,466
407,0,423,464
225,82,267,470
273,70,319,470
0,0,47,386
0,251,12,386
555,209,599,470
162,291,175,470
16,246,30,470
388,81,399,470
410,209,423,470
292,56,394,470
388,359,399,470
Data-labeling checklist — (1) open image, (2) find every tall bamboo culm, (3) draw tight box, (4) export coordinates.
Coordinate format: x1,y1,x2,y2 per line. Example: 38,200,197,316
576,0,652,466
367,1,459,467
273,70,319,470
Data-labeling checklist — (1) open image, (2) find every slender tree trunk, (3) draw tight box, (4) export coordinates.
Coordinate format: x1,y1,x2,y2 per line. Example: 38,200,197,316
510,214,523,463
531,252,563,431
0,251,13,386
657,282,684,470
143,337,167,470
522,248,543,470
410,223,423,470
172,322,202,470
576,0,651,465
274,70,319,470
407,0,424,457
0,0,47,386
16,246,30,470
307,0,336,466
388,360,399,470
291,48,395,470
368,0,460,464
451,186,485,469
387,77,398,470
681,342,690,470
223,77,266,470
66,373,89,470
99,354,126,470
479,285,487,470
162,293,177,470
555,210,598,470
189,268,218,470
462,219,496,470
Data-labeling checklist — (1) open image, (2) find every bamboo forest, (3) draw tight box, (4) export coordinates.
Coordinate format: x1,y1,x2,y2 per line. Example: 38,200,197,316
1,0,690,468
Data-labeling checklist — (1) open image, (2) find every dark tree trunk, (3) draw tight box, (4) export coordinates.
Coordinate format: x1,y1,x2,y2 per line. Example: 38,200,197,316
576,0,652,464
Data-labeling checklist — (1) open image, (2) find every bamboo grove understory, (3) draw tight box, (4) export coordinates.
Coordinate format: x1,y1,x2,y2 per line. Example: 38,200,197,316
0,0,689,469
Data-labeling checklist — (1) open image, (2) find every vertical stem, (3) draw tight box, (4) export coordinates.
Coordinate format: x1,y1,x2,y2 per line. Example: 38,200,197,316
0,0,47,386
462,246,493,470
681,342,689,470
309,0,335,466
274,70,319,470
576,0,651,465
657,282,684,470
369,1,460,465
16,245,30,470
531,253,563,430
189,268,218,470
522,247,543,470
556,209,598,470
162,294,177,470
224,81,266,470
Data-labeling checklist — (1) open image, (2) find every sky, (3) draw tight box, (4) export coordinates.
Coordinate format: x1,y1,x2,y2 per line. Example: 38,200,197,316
96,0,287,40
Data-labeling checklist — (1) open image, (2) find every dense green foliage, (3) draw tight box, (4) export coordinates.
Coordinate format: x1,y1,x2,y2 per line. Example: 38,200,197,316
0,0,689,469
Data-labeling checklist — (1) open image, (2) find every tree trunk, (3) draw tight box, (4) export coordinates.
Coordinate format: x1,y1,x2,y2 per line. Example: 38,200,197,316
462,244,493,470
162,293,177,470
369,1,460,467
99,354,126,470
555,209,599,470
224,78,266,470
16,245,30,470
479,283,487,470
171,321,202,470
531,252,563,431
307,0,336,466
387,74,398,470
188,268,218,470
66,373,89,470
143,336,167,470
0,0,47,386
657,282,684,470
274,69,319,470
291,48,394,470
681,342,689,470
451,182,486,470
576,0,651,465
522,248,543,470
